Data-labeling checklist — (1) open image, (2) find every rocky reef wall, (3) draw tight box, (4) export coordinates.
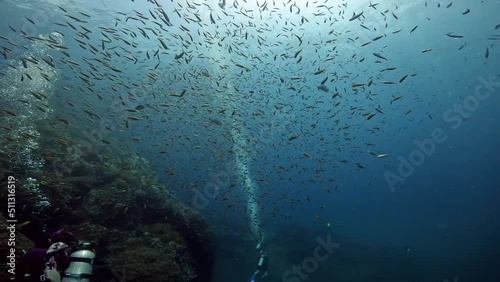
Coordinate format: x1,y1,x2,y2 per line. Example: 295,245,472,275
0,115,214,282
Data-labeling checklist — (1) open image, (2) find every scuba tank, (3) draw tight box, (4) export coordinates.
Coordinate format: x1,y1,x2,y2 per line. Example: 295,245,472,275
257,251,267,271
62,248,95,282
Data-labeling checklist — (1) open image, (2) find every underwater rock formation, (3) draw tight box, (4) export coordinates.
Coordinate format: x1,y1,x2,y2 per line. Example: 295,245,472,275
0,216,34,282
0,114,214,282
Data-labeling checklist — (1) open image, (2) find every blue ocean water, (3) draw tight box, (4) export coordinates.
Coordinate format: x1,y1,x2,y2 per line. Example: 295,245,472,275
0,0,499,281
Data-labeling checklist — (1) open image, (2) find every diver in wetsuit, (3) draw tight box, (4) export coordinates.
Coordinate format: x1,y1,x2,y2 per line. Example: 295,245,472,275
14,230,95,282
250,249,268,282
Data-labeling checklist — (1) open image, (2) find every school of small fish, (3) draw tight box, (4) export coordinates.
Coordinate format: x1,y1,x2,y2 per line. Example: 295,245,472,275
0,0,497,225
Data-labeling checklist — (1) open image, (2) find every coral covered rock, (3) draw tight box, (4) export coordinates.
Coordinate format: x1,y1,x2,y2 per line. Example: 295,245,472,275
0,116,214,282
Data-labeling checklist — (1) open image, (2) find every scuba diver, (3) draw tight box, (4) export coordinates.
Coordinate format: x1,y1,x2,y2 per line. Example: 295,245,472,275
13,229,95,282
250,243,268,282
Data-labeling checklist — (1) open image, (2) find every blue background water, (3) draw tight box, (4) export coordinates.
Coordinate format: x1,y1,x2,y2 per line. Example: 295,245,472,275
1,0,499,281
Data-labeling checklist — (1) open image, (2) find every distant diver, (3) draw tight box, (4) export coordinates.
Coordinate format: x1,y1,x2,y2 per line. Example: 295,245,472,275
250,243,268,282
